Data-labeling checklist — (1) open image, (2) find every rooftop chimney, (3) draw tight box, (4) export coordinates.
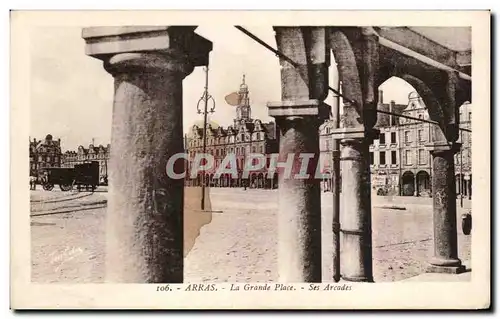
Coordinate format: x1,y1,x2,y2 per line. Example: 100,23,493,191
378,90,383,104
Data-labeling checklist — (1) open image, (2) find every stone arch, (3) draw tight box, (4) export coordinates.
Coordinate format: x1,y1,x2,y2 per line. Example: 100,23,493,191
377,76,418,126
322,170,332,192
416,170,431,197
250,173,257,189
378,74,444,127
328,29,364,114
264,173,271,189
398,74,445,129
237,172,242,188
257,173,264,189
401,171,415,196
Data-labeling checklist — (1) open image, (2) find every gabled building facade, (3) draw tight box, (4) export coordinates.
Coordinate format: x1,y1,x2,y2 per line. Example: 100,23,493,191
185,75,279,188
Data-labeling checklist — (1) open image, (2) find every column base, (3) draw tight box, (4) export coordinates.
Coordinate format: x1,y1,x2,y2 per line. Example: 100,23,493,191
341,275,374,282
426,264,466,274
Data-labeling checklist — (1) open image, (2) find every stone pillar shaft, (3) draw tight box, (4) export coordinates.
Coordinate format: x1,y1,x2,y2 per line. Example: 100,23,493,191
339,138,373,282
104,53,192,283
276,118,322,282
83,27,212,283
428,146,464,273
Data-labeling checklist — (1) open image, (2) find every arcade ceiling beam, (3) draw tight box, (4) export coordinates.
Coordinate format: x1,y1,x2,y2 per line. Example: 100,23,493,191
373,27,471,81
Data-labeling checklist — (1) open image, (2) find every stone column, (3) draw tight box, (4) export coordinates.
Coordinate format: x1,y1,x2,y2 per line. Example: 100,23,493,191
268,100,323,282
426,142,465,274
82,27,212,283
268,26,330,282
334,128,374,282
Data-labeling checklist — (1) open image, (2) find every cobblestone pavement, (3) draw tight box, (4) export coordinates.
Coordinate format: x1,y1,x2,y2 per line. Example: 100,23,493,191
30,188,471,283
31,189,107,283
184,189,471,283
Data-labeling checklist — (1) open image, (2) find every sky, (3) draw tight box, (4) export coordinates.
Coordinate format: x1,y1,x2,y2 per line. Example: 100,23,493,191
29,26,415,151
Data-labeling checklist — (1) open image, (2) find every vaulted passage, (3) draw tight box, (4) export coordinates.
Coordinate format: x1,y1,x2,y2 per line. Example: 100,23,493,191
83,26,470,283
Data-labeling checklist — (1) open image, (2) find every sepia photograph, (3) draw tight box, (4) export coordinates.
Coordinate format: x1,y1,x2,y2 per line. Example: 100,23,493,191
10,10,491,309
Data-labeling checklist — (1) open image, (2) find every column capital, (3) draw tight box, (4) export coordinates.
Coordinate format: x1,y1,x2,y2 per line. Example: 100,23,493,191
425,141,461,156
331,127,379,143
103,52,194,78
82,26,212,77
267,99,330,121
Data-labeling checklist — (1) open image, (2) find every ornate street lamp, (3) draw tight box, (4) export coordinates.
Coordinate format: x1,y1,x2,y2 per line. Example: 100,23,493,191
196,66,216,210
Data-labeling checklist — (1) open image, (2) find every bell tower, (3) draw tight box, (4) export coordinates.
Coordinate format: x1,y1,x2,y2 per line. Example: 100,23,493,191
235,74,252,123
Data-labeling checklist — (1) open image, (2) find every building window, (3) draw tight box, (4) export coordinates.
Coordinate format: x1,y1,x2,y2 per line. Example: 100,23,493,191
46,156,51,162
391,132,396,144
241,134,244,142
379,133,385,145
54,156,59,163
38,155,42,162
418,149,426,164
379,151,386,165
256,133,260,140
469,112,471,122
326,128,330,134
418,129,425,143
404,131,411,143
252,146,256,153
370,152,374,165
391,151,397,165
405,150,412,165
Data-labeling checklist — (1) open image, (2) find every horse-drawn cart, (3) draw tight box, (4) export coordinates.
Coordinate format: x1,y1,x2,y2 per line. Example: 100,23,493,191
41,161,100,192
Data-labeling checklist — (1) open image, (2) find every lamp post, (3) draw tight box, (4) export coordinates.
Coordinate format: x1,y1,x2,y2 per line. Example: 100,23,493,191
196,66,216,210
460,129,463,208
331,68,341,283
